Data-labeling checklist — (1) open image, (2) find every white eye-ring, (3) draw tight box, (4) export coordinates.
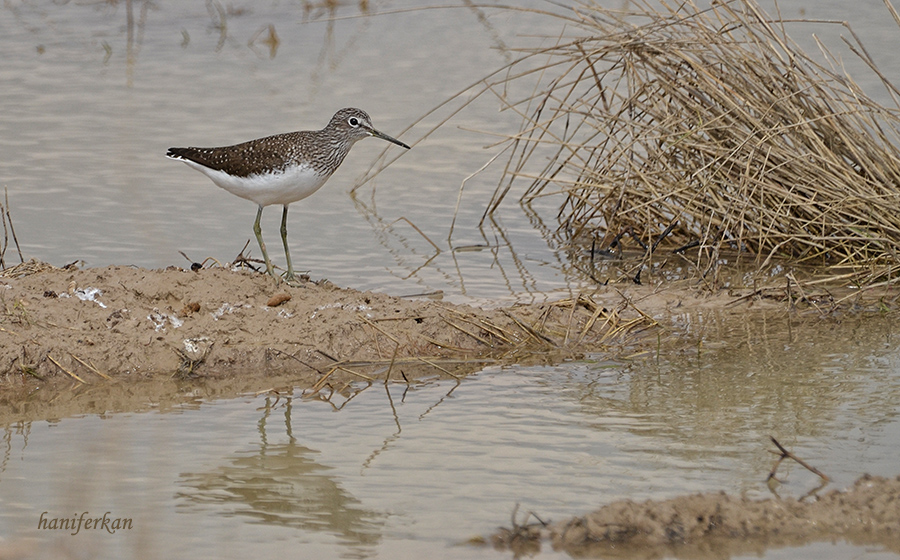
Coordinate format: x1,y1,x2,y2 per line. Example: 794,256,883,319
348,117,360,127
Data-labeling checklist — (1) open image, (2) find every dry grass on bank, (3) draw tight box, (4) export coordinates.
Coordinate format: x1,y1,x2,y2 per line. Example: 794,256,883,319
408,0,900,291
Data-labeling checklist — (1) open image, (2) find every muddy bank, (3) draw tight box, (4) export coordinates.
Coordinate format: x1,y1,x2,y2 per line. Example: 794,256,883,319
0,261,704,422
492,474,900,558
0,261,890,425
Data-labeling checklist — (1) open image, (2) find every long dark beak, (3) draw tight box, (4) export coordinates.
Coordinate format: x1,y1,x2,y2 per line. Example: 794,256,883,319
370,128,411,150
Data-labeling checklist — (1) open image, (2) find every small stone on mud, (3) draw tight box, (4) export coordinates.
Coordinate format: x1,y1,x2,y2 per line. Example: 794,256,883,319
267,292,291,307
181,301,201,316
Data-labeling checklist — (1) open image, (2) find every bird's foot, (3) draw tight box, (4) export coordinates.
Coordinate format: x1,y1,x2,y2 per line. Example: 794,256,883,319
281,271,307,287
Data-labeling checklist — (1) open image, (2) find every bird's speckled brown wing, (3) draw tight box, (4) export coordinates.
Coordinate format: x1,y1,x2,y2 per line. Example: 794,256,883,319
166,132,308,178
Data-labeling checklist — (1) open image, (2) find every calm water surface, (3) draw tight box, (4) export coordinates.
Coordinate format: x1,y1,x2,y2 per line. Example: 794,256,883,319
1,312,899,559
2,2,900,559
3,0,900,303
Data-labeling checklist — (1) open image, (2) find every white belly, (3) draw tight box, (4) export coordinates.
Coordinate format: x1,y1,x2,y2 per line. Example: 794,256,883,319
183,160,330,207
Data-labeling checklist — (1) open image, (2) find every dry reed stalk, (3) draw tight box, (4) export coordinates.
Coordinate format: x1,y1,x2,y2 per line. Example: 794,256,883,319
442,317,496,346
309,366,338,394
70,354,113,381
48,355,86,384
476,0,900,286
416,356,461,379
1,187,24,269
384,342,401,384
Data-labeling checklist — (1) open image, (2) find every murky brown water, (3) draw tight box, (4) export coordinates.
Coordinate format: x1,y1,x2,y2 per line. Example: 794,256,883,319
1,0,549,303
1,310,898,559
3,0,900,304
2,2,900,559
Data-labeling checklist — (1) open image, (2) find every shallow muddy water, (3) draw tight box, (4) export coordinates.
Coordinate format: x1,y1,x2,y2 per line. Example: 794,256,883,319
1,311,899,559
4,0,900,303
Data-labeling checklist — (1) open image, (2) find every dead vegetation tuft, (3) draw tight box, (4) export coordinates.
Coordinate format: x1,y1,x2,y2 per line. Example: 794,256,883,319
499,0,900,277
399,0,900,293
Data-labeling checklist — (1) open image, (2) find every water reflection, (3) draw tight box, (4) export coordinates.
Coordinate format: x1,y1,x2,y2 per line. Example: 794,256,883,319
177,397,384,551
615,311,900,490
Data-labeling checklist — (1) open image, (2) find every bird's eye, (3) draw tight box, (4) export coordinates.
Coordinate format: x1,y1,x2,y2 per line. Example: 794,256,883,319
348,117,359,127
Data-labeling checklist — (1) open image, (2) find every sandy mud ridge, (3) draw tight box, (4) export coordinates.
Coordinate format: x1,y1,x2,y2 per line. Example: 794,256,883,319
490,473,900,558
0,261,677,421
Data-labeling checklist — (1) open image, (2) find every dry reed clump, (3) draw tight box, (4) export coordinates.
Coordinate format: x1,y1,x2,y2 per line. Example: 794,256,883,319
482,0,900,285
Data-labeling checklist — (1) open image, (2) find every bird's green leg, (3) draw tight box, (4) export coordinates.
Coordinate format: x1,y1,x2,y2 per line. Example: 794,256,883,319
253,205,276,279
280,205,296,282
